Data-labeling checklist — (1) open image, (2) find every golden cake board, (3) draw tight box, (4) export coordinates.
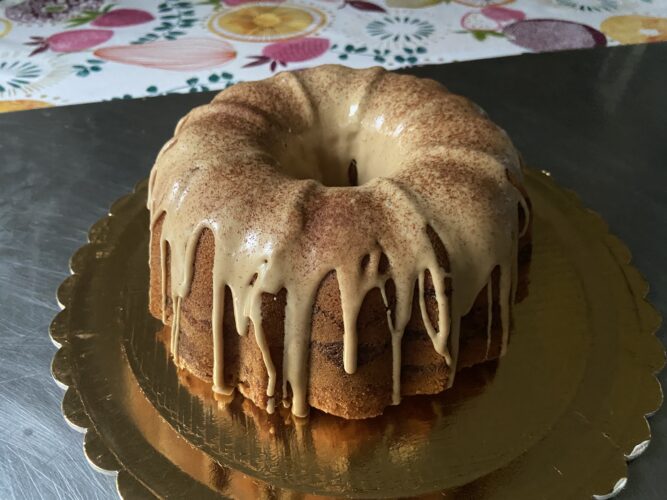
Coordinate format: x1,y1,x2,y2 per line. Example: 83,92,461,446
51,169,664,499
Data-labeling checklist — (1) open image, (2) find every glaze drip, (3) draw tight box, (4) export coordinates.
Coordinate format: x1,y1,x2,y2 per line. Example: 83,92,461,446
148,65,529,417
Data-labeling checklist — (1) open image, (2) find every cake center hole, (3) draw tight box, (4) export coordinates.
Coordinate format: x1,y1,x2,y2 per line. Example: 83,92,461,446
270,121,405,187
347,160,358,187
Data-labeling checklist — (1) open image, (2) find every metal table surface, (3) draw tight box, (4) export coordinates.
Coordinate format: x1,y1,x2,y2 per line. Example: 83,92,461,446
1,43,665,499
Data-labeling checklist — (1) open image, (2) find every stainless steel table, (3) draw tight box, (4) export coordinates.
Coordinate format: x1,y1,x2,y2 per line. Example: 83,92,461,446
1,43,665,499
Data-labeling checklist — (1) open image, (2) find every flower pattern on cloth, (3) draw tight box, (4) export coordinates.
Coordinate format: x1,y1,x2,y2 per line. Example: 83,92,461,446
208,4,329,42
0,0,666,111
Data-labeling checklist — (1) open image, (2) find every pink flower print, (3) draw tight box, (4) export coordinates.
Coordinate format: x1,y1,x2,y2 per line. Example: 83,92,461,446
244,37,330,72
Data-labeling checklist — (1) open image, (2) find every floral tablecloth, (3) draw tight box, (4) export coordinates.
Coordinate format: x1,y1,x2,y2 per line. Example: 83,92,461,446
0,0,665,112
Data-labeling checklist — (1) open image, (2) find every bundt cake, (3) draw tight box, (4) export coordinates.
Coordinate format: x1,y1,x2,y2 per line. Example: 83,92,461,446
147,65,531,419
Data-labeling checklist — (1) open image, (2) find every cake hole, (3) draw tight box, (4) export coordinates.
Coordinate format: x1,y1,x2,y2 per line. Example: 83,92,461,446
249,273,258,286
348,159,358,187
360,254,371,272
268,115,406,187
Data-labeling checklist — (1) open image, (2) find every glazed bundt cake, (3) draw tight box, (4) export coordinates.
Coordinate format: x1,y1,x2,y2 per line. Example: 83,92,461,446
147,65,531,419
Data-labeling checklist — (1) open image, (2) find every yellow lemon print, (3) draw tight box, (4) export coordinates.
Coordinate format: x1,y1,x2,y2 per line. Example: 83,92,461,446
601,16,667,44
209,4,327,42
0,99,53,113
0,19,11,39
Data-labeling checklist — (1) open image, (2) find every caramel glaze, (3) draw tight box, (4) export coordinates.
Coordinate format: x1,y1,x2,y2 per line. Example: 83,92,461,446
148,65,530,418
